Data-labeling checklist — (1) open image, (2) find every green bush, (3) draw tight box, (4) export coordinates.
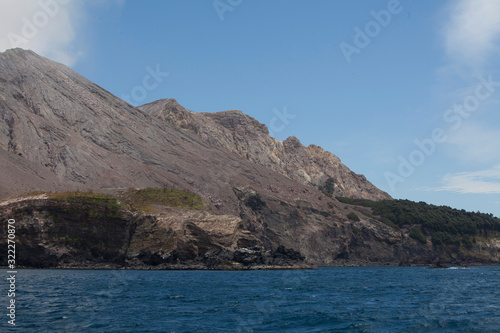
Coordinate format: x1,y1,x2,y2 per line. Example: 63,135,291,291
319,177,335,196
347,212,360,222
409,228,427,244
124,188,204,211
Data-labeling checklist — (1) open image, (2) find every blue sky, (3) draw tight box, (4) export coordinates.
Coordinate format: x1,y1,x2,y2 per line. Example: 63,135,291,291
1,0,500,216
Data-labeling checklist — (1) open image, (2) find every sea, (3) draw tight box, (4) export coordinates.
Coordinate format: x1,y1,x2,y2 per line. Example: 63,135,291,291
1,266,499,332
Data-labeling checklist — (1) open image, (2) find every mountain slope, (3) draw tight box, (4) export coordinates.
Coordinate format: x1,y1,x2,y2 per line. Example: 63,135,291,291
139,98,390,201
1,48,498,268
0,48,317,214
0,48,391,266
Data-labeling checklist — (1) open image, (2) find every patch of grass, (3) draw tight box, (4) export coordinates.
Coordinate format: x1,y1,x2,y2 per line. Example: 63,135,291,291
49,192,123,210
48,192,124,219
347,212,360,222
359,210,375,219
25,190,50,196
43,188,204,215
123,188,204,211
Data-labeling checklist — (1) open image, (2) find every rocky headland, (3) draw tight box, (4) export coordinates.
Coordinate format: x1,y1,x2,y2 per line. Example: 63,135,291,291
0,48,499,269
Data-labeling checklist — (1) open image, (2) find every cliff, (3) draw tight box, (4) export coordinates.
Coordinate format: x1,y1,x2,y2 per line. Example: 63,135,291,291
2,191,498,269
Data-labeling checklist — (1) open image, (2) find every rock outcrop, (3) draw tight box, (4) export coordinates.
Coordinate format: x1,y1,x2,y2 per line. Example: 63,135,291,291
139,99,390,200
0,195,309,269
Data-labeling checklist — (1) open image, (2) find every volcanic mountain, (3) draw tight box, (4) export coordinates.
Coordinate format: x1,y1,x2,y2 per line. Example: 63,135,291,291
139,99,390,201
0,48,388,204
1,48,498,269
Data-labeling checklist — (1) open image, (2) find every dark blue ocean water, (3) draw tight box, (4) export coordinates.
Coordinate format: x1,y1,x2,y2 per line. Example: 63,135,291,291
1,266,499,332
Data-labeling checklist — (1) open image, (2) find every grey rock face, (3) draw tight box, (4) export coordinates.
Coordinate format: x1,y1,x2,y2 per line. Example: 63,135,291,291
139,99,391,200
0,197,310,269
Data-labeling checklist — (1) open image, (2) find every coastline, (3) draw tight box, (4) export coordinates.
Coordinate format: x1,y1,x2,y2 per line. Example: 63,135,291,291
4,262,500,271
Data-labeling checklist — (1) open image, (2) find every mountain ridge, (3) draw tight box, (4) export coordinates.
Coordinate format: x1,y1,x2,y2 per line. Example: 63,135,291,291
139,98,390,200
0,48,498,269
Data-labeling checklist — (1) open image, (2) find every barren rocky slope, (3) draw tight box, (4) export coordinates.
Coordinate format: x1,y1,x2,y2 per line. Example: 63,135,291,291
139,99,390,200
0,48,320,215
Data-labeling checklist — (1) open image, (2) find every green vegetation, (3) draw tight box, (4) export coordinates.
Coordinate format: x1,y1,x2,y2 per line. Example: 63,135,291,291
32,188,204,218
49,192,123,209
35,188,204,211
123,188,204,211
409,228,427,244
337,197,500,247
48,192,124,219
319,177,335,198
347,212,360,222
25,190,50,196
356,208,375,219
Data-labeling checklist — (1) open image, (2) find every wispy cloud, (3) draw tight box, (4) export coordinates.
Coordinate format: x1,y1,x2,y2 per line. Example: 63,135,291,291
443,0,500,70
0,0,125,67
0,1,82,66
424,165,500,194
433,0,500,190
446,123,500,164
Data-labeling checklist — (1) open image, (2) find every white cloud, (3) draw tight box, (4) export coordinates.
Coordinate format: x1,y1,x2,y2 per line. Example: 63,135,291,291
443,0,500,69
446,122,500,164
0,0,125,67
0,0,84,66
426,165,500,194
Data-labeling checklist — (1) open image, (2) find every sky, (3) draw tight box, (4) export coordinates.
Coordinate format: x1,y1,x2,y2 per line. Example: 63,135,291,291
1,0,500,217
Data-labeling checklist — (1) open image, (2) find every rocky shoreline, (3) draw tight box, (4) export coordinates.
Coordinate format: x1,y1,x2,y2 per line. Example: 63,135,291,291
1,194,499,270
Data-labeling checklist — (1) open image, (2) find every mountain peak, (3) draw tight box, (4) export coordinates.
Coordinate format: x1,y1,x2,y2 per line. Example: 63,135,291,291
283,136,302,148
2,48,37,57
139,98,187,118
1,48,64,70
143,100,390,200
203,109,269,134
